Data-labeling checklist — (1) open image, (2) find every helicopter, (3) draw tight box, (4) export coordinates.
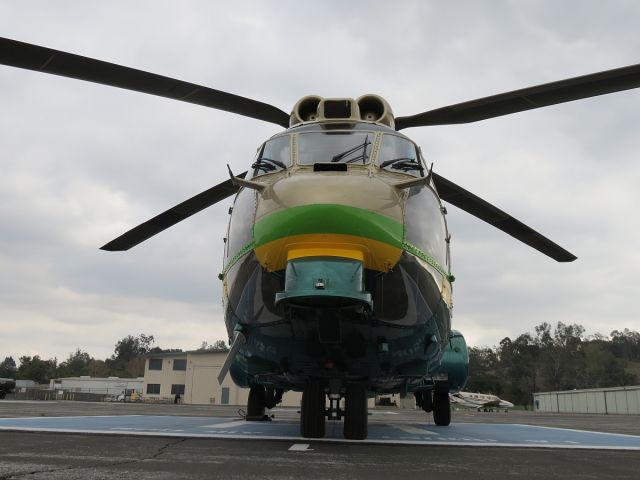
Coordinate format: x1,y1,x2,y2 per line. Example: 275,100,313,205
2,37,639,440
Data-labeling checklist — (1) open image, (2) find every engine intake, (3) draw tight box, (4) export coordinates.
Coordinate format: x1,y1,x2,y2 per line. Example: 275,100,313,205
290,95,322,126
289,95,395,128
357,94,395,129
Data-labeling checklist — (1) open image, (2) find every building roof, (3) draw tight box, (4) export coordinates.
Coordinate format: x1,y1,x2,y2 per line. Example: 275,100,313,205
52,376,143,381
533,385,640,395
143,349,228,359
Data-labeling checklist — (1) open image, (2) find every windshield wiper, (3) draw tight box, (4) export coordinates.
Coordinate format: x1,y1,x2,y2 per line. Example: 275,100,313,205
331,136,370,164
379,157,424,172
251,157,287,172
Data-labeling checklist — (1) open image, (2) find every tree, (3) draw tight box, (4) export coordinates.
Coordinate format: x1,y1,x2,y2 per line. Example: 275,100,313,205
497,333,540,406
465,346,501,394
17,356,57,384
113,334,155,361
610,329,640,361
0,357,17,378
87,358,110,377
581,340,637,388
107,333,156,376
535,322,584,391
56,349,92,378
198,340,228,351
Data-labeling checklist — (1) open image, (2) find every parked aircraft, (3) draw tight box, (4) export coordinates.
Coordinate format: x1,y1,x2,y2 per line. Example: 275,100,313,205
450,391,514,412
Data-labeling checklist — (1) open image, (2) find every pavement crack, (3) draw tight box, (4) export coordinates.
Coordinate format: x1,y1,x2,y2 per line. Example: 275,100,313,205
0,464,84,479
148,437,187,460
101,437,187,467
0,438,187,479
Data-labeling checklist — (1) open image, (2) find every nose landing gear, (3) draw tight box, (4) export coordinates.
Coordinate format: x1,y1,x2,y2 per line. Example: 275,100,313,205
300,382,369,440
415,386,451,426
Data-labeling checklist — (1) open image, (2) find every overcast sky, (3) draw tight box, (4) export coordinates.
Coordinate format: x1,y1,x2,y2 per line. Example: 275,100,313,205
1,1,639,365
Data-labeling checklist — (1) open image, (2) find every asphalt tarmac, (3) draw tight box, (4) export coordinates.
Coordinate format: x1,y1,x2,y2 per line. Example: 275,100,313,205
0,400,639,479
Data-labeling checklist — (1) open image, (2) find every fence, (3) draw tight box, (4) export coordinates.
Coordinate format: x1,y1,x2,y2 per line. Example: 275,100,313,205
13,387,108,402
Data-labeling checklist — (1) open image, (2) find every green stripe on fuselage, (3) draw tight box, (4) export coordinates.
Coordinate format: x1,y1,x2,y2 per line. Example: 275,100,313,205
253,204,403,248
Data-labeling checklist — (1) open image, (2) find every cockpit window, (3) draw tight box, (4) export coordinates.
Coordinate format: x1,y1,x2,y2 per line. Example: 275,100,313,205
298,132,372,165
377,134,423,177
251,135,291,177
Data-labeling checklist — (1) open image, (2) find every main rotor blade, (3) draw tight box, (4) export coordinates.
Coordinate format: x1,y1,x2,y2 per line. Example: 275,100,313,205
395,63,640,130
101,172,246,251
0,37,289,127
432,172,576,262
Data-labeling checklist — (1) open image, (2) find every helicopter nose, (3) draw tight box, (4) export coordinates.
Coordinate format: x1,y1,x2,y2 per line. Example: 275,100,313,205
252,172,405,273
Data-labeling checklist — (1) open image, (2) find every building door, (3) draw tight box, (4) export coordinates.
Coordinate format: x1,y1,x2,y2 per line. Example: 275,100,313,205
221,387,230,405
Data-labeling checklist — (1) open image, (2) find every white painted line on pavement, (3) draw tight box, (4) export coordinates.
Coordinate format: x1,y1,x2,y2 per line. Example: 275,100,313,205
289,443,313,451
201,420,247,429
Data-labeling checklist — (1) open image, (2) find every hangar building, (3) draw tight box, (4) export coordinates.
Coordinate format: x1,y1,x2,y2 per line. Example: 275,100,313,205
533,385,640,415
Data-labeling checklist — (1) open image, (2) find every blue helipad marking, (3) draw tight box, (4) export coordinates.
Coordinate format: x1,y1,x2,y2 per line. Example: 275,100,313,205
0,415,639,450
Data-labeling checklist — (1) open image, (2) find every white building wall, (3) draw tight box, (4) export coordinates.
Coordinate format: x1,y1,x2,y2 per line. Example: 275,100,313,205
50,377,143,395
143,351,303,406
534,386,640,415
536,393,554,412
144,356,188,400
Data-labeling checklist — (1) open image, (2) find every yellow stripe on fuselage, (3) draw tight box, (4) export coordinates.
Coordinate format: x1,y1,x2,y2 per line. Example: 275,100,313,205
254,233,403,272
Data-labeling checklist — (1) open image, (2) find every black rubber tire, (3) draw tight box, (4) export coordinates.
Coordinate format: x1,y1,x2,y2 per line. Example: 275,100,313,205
300,382,325,438
344,384,368,440
247,386,266,419
421,390,433,413
433,389,451,426
264,387,277,409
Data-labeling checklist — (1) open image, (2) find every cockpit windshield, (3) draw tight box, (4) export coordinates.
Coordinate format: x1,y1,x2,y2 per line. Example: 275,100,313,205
298,132,372,165
251,135,291,177
377,134,423,177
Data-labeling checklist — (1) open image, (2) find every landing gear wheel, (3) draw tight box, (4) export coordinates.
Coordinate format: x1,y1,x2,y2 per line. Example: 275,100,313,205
421,390,433,413
264,387,282,409
344,384,367,440
247,386,266,420
300,382,325,438
433,389,451,426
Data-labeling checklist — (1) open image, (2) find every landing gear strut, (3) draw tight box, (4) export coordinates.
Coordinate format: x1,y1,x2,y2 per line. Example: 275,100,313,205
247,386,266,420
416,390,433,413
246,386,283,420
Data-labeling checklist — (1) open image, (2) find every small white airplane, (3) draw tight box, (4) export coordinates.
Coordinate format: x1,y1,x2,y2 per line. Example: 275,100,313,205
450,392,514,412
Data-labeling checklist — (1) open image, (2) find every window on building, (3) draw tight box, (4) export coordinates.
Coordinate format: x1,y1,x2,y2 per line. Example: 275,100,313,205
173,359,187,371
146,384,161,394
171,384,185,395
148,359,163,370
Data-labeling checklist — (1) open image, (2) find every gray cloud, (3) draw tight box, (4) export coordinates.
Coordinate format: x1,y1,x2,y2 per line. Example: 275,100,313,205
1,0,639,362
